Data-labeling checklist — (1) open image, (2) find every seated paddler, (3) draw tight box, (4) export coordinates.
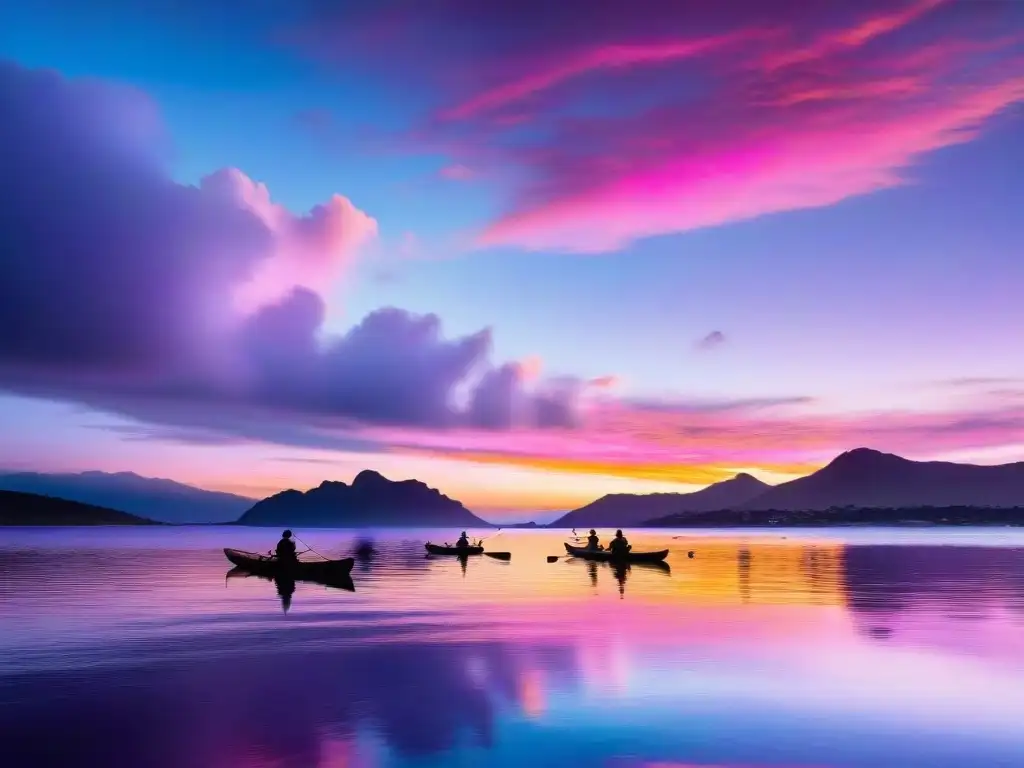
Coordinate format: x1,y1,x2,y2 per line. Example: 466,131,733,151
608,529,631,556
276,529,298,564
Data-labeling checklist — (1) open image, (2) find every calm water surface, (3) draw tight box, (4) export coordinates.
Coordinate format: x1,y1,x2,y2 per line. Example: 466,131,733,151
2,527,1024,767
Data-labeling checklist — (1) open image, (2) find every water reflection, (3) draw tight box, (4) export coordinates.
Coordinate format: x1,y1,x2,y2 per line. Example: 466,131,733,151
738,547,751,603
225,566,355,613
0,633,575,767
1,529,1023,767
843,544,1024,660
563,554,671,598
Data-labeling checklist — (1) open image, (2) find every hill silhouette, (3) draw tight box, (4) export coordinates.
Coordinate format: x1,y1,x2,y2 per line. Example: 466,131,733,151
0,490,160,525
238,470,492,527
552,472,770,528
0,470,252,523
739,448,1024,511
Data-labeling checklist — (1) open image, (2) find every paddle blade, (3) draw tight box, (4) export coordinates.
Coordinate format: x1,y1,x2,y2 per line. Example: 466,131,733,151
546,555,559,563
484,551,511,561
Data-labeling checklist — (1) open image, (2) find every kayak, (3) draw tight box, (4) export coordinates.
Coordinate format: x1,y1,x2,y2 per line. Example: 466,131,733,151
425,543,484,556
564,543,669,563
223,548,354,578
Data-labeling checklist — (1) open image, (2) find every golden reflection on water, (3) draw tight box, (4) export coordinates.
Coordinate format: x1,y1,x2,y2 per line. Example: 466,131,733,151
665,537,846,607
360,532,848,609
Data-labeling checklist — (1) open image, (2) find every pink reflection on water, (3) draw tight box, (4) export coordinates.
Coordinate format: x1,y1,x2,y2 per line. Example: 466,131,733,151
317,735,376,768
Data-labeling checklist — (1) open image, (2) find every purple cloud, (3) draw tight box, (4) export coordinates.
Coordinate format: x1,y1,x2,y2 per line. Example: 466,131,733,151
696,330,727,351
0,61,584,444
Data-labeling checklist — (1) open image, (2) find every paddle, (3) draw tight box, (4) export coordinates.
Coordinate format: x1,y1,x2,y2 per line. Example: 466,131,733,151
477,527,502,542
549,529,603,562
473,527,512,560
292,534,331,561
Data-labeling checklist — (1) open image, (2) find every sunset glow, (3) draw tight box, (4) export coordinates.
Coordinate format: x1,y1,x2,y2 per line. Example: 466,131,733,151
0,1,1022,516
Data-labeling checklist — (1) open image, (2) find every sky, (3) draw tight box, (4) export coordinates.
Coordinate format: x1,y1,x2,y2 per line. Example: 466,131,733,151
0,0,1022,520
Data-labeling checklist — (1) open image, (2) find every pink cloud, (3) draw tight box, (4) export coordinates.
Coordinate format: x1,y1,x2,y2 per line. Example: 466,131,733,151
288,3,1023,255
477,73,1023,252
364,2,1022,254
212,168,378,312
517,356,544,381
763,0,948,70
589,375,620,390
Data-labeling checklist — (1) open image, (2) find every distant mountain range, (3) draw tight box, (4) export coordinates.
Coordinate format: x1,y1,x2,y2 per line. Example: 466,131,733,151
0,490,159,526
642,448,1024,526
0,470,253,524
741,447,1024,511
7,447,1024,528
552,472,770,528
238,469,492,528
555,448,1024,528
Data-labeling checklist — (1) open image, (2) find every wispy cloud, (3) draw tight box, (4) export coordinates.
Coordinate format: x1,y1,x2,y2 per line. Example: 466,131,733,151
269,456,346,465
941,376,1024,388
296,1,1023,254
439,32,754,121
364,393,1024,484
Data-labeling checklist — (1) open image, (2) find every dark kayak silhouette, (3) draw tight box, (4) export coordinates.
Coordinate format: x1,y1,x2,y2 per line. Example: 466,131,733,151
425,543,484,556
224,548,355,579
563,542,669,563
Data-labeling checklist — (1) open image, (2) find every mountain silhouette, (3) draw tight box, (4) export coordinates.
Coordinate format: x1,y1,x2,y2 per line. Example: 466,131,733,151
739,448,1024,510
0,490,160,525
552,472,770,528
238,469,492,527
0,470,253,523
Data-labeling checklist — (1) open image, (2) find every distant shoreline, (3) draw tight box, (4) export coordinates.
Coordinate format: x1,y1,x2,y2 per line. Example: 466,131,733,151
641,506,1024,528
0,489,164,527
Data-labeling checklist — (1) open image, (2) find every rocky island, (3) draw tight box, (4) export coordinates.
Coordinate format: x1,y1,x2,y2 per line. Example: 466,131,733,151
237,469,492,528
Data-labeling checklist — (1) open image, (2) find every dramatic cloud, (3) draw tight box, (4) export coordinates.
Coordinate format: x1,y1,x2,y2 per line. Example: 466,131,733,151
0,61,587,438
293,0,1024,253
0,61,376,375
1,57,1020,485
